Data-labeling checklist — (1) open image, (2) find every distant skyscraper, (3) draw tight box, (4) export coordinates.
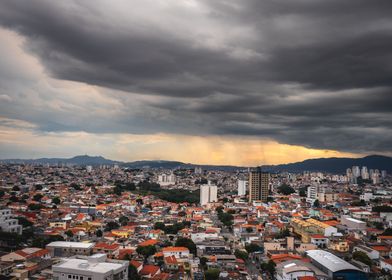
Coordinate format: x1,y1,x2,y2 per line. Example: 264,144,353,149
200,182,218,206
361,166,369,179
352,166,360,178
194,167,203,174
158,173,176,186
237,180,248,196
248,168,269,203
381,170,387,179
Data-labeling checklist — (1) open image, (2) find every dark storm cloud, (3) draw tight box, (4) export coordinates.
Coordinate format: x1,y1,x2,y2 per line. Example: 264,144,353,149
0,0,391,154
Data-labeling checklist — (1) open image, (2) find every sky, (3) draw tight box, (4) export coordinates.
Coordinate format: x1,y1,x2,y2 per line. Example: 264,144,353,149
0,0,391,166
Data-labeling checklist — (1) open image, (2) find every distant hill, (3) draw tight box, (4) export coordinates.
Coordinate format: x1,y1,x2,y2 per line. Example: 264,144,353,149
0,155,119,166
260,155,392,174
1,154,391,173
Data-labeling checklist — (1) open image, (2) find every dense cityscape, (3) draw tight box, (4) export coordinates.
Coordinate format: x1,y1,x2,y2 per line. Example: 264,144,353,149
0,160,391,280
1,1,392,280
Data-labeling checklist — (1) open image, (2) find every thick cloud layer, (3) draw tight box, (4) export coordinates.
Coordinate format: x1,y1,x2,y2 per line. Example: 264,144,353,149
0,0,391,154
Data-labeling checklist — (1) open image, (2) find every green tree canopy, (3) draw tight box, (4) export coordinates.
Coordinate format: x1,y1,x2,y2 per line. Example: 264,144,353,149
204,268,220,280
277,184,295,195
234,249,248,261
175,237,197,255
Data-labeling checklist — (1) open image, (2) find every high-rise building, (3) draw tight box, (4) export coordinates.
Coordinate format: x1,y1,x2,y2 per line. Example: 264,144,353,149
237,179,248,196
352,166,360,178
361,166,369,179
200,182,218,206
194,167,203,174
158,173,176,186
248,168,269,203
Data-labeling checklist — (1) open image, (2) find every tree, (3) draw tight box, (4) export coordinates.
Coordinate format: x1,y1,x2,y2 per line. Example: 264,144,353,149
119,216,129,226
28,203,43,211
0,190,5,197
234,249,248,261
313,199,320,208
218,212,234,227
277,184,295,195
70,183,81,191
105,221,120,231
16,217,33,228
154,222,166,231
136,245,156,260
33,193,43,202
299,187,307,197
382,228,392,235
52,197,61,205
216,206,224,214
200,257,208,269
96,229,103,237
260,260,276,275
175,237,197,255
353,251,372,266
65,230,74,238
113,186,123,196
204,268,220,280
245,243,262,253
275,228,291,239
9,195,19,202
128,263,141,280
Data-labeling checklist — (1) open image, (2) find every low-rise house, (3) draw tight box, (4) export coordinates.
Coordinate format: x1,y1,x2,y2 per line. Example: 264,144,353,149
93,242,120,258
1,248,50,262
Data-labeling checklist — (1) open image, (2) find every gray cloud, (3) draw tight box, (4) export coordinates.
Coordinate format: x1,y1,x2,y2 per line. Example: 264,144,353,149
0,0,391,154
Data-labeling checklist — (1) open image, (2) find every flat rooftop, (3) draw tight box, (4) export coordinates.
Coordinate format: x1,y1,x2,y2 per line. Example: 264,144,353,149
47,241,95,249
307,250,361,273
53,257,126,274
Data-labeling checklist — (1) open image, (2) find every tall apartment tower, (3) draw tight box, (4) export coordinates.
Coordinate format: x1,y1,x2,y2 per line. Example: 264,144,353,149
200,182,218,206
248,168,269,203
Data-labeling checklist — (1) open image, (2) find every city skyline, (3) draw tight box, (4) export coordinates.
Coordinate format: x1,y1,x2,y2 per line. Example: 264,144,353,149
0,1,391,165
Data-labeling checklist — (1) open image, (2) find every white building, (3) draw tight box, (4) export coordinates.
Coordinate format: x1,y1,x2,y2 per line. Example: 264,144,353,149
361,166,369,179
0,209,22,235
200,183,218,206
47,241,95,257
158,173,176,186
352,166,360,178
52,254,128,280
194,167,203,174
276,261,315,280
237,180,248,196
307,183,320,203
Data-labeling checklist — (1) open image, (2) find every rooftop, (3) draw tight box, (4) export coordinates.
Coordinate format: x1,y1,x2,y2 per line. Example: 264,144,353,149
53,255,127,274
307,250,361,273
47,241,95,249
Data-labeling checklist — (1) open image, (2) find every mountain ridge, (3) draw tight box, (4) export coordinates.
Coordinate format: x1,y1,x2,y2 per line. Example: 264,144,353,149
0,154,391,173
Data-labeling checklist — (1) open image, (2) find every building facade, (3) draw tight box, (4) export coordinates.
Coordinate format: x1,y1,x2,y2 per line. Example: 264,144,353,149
249,168,269,203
